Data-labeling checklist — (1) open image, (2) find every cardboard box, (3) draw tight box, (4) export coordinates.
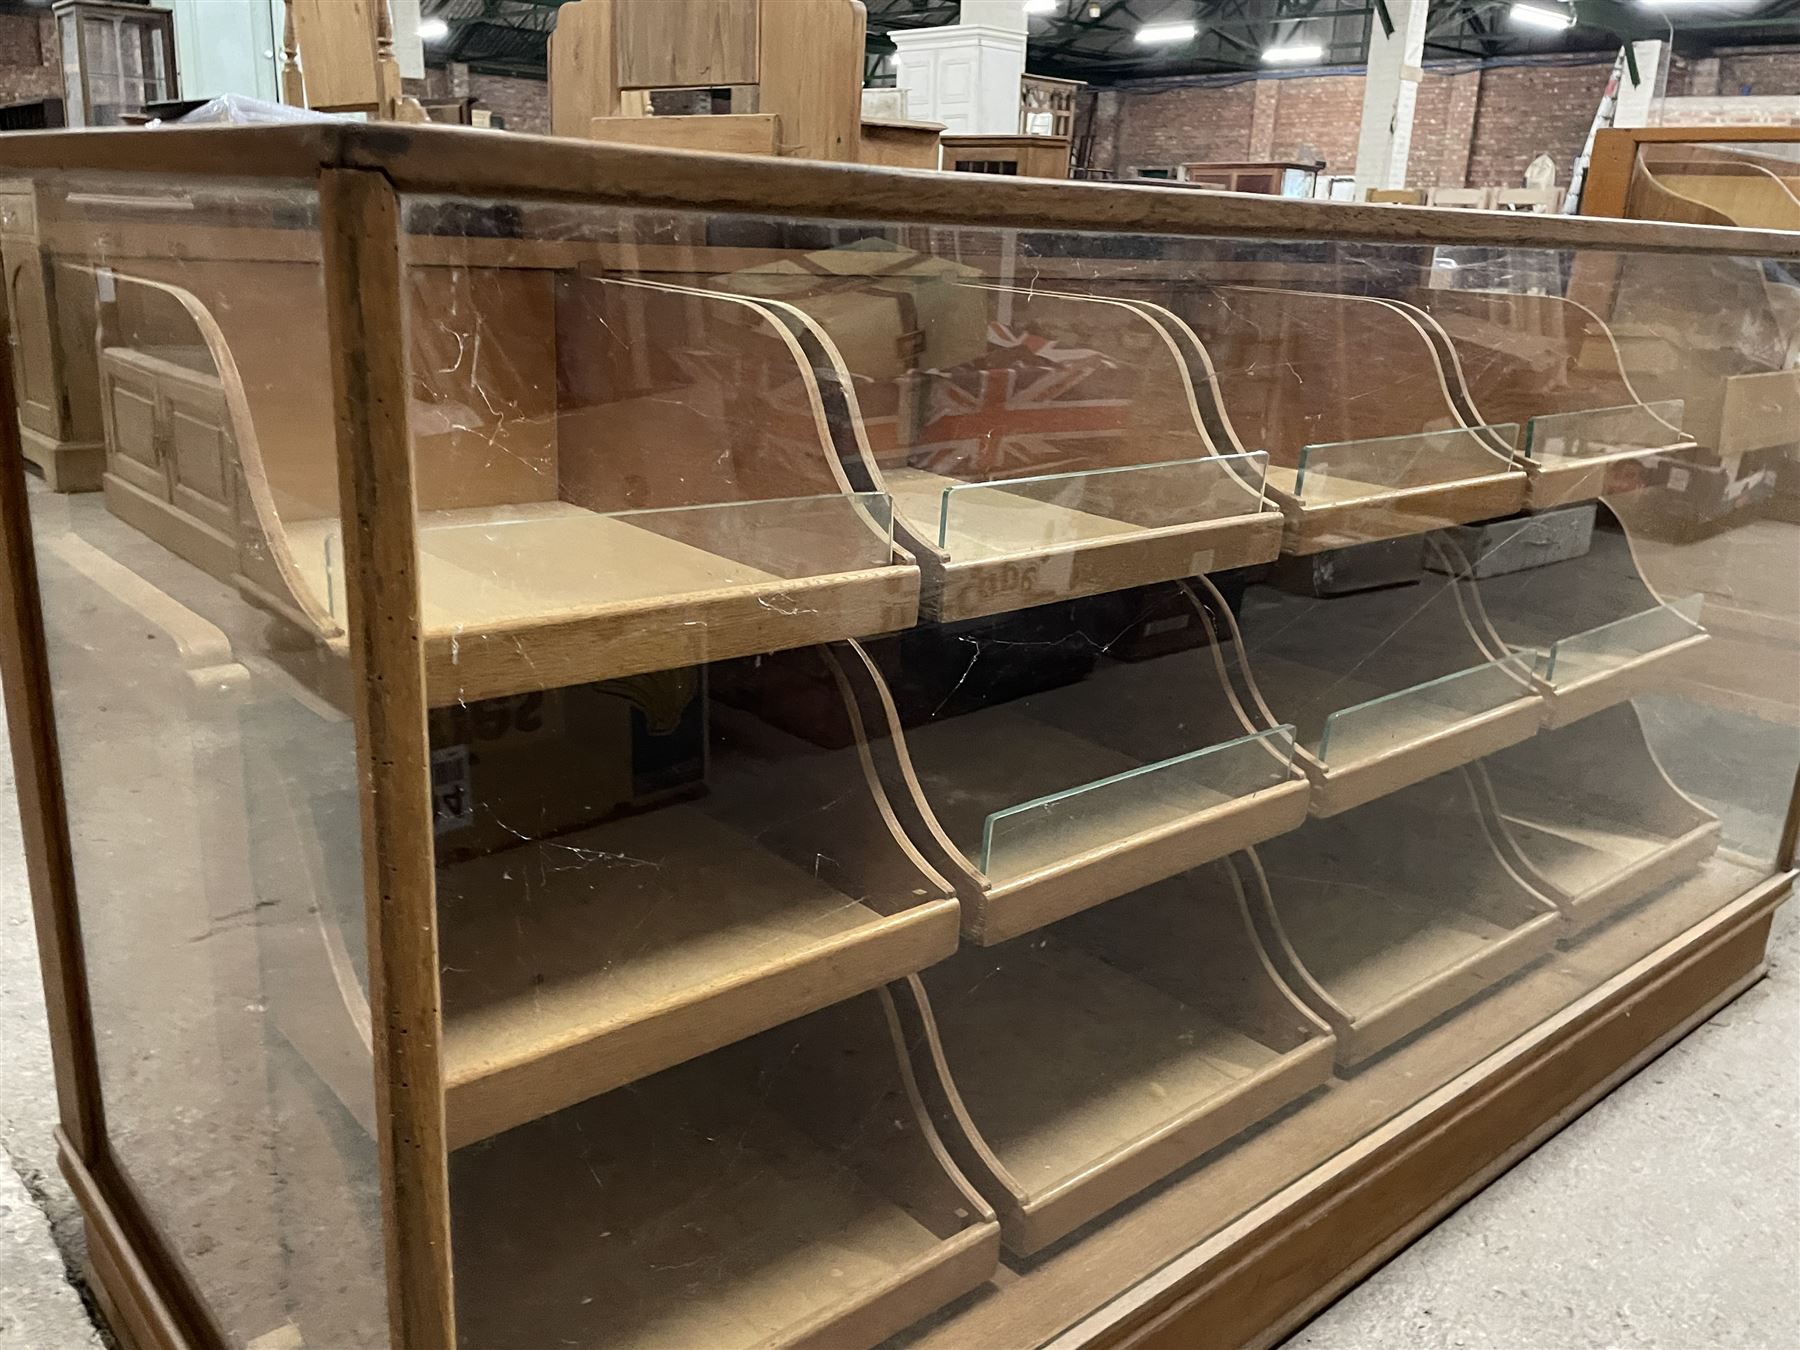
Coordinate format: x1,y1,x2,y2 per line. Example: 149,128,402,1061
427,668,706,863
717,239,988,378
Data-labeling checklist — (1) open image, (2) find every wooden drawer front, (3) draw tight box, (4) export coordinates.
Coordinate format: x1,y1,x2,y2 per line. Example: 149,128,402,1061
164,379,237,536
102,364,169,499
0,192,37,238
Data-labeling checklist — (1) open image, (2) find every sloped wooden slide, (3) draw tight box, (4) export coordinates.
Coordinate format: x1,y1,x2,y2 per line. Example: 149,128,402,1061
823,582,1313,944
894,861,1335,1254
1412,287,1699,508
255,643,963,1151
1112,283,1528,552
1465,700,1720,932
1448,502,1708,728
95,264,920,705
710,245,1283,618
1189,559,1545,816
450,988,1002,1350
1245,771,1562,1066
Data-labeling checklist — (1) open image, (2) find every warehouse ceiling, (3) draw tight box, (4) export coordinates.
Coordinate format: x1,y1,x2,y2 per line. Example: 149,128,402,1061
419,0,1800,82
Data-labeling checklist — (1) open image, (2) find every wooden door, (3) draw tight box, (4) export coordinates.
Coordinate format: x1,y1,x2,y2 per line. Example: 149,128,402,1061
3,236,63,440
162,369,237,539
98,351,169,499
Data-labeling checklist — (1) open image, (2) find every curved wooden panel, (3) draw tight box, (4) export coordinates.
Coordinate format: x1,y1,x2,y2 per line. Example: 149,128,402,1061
1168,285,1492,472
1247,772,1561,1066
709,250,1283,618
451,987,1001,1350
1468,501,1708,727
837,583,1312,943
1223,556,1542,815
95,265,922,700
1639,145,1800,231
1467,700,1719,931
1415,289,1643,425
897,862,1334,1254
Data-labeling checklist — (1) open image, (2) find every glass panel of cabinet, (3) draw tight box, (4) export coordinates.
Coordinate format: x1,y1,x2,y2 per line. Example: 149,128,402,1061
4,127,1797,1350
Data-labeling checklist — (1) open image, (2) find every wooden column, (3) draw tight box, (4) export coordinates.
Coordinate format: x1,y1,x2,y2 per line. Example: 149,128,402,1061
318,166,456,1350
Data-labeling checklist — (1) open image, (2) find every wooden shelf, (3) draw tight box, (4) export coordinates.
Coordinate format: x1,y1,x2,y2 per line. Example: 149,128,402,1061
437,806,958,1148
450,989,1000,1350
1462,506,1710,728
837,585,1311,944
1636,143,1800,231
898,864,1333,1255
1116,285,1528,553
1471,701,1720,932
95,267,922,706
1228,572,1545,816
895,854,1780,1350
1249,773,1563,1066
713,259,1283,620
1413,287,1700,508
254,643,963,1150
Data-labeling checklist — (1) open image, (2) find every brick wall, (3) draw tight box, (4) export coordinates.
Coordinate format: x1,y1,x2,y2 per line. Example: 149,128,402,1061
1465,61,1613,188
1407,70,1480,190
420,63,550,133
467,71,548,132
1266,72,1360,169
1717,49,1800,97
1096,46,1800,189
0,13,62,108
1112,81,1257,173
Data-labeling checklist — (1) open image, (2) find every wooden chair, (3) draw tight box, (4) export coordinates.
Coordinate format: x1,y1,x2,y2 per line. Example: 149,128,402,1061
1426,186,1498,210
549,0,865,162
1495,187,1562,213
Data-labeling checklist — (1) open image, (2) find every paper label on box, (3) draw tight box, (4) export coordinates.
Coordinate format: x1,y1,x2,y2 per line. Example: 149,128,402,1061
431,744,474,835
1666,466,1691,492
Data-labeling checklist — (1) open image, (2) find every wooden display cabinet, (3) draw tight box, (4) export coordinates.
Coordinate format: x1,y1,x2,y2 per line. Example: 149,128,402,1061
1579,126,1800,531
53,0,178,127
1176,159,1323,196
1020,74,1083,139
1,125,1797,1350
941,133,1072,179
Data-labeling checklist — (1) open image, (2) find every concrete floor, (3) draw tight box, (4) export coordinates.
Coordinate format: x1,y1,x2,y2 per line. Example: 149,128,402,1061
1286,900,1800,1350
3,692,1797,1349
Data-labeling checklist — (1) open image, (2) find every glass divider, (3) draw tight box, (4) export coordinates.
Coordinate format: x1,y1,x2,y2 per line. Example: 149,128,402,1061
1316,655,1537,766
980,723,1297,883
1290,425,1518,505
934,451,1269,555
1539,594,1706,686
1522,400,1688,464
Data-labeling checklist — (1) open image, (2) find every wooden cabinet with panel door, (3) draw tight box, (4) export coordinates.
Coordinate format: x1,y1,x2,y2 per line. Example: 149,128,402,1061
0,180,104,491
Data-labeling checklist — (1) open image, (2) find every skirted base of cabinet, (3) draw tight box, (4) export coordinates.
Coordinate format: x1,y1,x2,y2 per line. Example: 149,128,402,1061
59,867,1791,1350
18,425,104,492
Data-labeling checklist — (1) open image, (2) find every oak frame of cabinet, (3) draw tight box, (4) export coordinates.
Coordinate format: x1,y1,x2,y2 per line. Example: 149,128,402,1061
0,124,1797,1350
1583,125,1800,224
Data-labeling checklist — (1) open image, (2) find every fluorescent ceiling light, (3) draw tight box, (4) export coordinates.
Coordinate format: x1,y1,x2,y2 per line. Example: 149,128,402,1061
1510,2,1576,28
1024,0,1058,13
1262,43,1325,64
1136,21,1199,43
418,16,450,41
